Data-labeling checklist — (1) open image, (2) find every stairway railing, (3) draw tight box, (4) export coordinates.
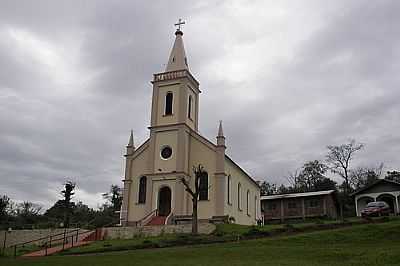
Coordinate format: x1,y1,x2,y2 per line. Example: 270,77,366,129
137,209,158,227
165,212,174,225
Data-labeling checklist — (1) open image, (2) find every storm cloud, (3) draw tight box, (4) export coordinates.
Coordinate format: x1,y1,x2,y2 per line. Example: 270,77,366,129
1,0,399,208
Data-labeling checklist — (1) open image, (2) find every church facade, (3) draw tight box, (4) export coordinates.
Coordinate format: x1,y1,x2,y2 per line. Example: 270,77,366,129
120,28,261,226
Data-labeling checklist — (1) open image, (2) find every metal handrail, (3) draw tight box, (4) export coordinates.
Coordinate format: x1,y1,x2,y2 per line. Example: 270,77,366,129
137,209,158,226
165,212,174,225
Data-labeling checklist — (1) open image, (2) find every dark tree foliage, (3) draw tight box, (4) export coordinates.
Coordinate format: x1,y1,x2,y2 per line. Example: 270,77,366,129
297,160,329,192
260,181,278,196
350,165,382,190
102,185,123,212
61,181,76,227
0,195,10,219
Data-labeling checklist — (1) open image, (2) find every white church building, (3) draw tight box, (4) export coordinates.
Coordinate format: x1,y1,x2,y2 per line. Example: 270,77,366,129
120,25,261,226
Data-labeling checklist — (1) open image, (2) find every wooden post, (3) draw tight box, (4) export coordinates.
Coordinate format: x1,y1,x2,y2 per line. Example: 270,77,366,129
280,199,285,223
2,231,6,256
323,196,327,216
13,245,16,258
301,198,305,220
62,228,67,250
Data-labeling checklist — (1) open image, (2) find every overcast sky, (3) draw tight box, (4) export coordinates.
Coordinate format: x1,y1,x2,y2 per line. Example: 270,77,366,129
1,0,399,209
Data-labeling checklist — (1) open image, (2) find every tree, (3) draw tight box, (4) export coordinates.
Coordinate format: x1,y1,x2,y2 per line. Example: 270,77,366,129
349,164,383,190
260,181,278,196
313,177,337,191
181,164,206,235
286,169,301,191
326,139,364,195
297,160,329,192
0,195,10,219
385,171,400,183
61,181,76,227
102,185,122,212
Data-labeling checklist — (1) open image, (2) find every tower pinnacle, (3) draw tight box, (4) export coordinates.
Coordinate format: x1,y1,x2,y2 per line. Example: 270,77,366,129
165,19,189,72
126,130,135,155
217,120,226,147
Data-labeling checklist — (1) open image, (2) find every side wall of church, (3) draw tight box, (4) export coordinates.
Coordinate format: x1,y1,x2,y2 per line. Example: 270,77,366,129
126,147,151,222
224,159,261,225
187,135,218,219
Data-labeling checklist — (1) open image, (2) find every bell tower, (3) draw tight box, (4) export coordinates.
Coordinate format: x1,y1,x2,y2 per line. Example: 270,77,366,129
150,25,200,132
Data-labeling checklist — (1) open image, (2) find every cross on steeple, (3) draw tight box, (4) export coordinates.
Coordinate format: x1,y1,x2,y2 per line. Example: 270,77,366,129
174,18,186,31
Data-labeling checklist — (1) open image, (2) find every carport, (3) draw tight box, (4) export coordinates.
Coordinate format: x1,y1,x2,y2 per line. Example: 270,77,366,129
351,179,400,216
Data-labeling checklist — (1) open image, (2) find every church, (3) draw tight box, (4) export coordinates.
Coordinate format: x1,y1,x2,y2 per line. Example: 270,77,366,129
120,25,261,226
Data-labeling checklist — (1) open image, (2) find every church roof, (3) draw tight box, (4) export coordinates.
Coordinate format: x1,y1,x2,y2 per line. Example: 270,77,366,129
165,30,189,72
261,190,336,200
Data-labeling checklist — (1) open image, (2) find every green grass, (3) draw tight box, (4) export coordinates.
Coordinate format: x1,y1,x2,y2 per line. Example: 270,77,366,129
1,219,400,266
1,244,41,258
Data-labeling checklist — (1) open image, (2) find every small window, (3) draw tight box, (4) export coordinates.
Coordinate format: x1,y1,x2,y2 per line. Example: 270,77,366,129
188,95,193,119
165,92,173,115
227,175,232,204
238,183,242,210
288,202,297,209
254,196,258,218
246,190,250,215
160,146,173,160
199,171,208,201
138,176,147,204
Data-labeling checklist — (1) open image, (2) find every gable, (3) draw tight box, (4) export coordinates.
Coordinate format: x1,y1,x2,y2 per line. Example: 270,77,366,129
352,179,400,196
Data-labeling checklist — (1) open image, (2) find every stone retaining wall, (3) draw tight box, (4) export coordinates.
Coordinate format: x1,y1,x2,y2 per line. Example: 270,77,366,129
103,223,216,240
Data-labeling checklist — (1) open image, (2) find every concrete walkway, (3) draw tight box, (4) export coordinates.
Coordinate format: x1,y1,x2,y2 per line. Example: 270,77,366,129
22,241,92,257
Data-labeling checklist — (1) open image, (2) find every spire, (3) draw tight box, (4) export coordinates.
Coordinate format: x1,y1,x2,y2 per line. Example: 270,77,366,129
128,130,134,147
126,130,135,155
218,120,224,137
165,20,189,72
217,120,226,147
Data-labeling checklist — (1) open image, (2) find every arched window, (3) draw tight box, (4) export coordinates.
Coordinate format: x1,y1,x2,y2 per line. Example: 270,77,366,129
238,183,242,210
247,190,250,215
188,95,193,119
254,196,258,219
227,175,232,204
165,92,173,115
199,171,208,201
138,176,147,204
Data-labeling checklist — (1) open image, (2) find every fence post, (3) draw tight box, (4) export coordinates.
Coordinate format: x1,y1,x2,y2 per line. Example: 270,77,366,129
76,229,79,243
13,245,17,258
49,235,52,248
45,243,48,256
62,228,67,250
71,235,74,247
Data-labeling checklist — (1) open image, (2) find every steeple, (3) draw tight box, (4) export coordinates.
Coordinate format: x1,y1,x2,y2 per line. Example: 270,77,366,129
126,130,135,155
217,120,225,147
165,28,189,72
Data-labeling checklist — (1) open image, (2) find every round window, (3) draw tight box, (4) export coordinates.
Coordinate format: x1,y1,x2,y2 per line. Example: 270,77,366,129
160,146,173,160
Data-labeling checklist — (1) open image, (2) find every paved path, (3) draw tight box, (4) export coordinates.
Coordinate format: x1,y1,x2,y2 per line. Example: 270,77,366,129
22,241,92,257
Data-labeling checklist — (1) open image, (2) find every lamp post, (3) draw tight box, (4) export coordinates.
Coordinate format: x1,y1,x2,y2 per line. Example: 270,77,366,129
2,228,12,256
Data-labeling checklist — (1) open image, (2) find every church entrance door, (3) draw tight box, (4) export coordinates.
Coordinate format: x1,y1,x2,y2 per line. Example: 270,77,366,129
158,186,171,216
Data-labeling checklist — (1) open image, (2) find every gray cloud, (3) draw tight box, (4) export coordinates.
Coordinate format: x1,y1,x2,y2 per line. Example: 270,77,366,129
1,0,399,208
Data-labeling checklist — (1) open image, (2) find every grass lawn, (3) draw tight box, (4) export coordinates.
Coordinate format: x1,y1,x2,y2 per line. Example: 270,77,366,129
1,219,400,266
